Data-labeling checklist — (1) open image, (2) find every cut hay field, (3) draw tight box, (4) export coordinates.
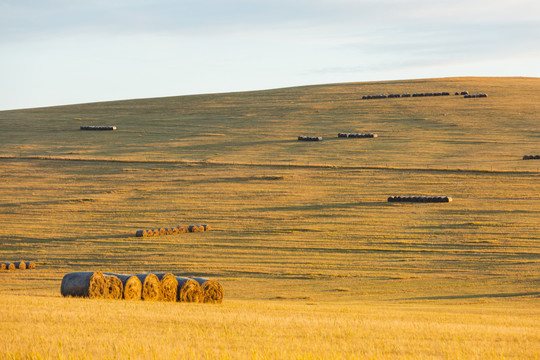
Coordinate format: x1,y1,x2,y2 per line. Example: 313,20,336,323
0,77,539,359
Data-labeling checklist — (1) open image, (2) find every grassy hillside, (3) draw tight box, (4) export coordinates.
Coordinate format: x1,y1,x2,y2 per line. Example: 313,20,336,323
0,77,539,358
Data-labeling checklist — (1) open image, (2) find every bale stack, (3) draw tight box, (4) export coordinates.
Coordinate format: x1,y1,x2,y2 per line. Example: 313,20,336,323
1,260,36,270
60,271,222,303
522,155,540,160
388,196,452,203
80,125,117,130
298,136,323,141
136,224,210,237
61,271,106,299
338,133,378,138
464,94,488,98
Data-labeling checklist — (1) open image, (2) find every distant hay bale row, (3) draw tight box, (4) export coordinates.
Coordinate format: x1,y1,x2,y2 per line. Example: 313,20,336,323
523,155,540,160
61,271,223,303
412,92,451,97
80,126,117,130
298,136,322,141
464,94,488,98
135,224,210,237
388,196,452,203
362,92,450,99
1,261,36,270
338,133,378,138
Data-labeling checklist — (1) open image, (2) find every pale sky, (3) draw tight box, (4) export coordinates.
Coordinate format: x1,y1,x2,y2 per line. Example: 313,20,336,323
1,0,539,110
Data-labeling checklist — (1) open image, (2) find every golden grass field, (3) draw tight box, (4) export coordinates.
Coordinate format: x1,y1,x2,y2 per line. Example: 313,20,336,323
0,77,539,359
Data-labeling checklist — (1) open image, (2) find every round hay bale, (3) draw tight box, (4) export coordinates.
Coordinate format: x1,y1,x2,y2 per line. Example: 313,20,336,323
159,228,167,236
1,263,6,270
176,226,187,233
175,277,203,302
202,224,211,231
388,196,395,202
190,277,224,304
135,273,162,301
154,273,178,302
14,261,27,270
135,230,144,237
104,275,123,300
60,271,106,299
165,228,173,235
188,225,197,232
170,227,179,234
6,263,16,270
105,273,142,300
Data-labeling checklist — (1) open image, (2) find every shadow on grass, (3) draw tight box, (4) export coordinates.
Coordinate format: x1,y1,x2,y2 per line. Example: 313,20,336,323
395,291,540,301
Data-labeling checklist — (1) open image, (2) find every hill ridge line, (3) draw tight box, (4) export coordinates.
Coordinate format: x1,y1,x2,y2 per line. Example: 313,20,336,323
1,155,537,175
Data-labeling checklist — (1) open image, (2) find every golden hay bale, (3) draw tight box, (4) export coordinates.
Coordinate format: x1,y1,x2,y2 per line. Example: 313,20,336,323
24,261,36,269
104,275,123,300
159,228,167,236
165,228,174,235
179,225,189,233
154,273,178,302
105,273,142,300
175,277,203,303
6,263,16,270
60,271,106,299
0,263,5,270
190,277,224,303
170,227,179,234
202,224,211,231
14,261,27,270
135,273,162,301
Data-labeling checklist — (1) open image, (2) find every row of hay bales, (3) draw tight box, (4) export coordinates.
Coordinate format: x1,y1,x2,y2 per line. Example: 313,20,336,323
523,155,540,160
61,271,223,303
1,261,36,270
388,196,452,203
80,125,117,130
338,133,378,138
455,91,469,95
464,94,488,98
298,136,323,141
136,224,210,237
362,92,452,99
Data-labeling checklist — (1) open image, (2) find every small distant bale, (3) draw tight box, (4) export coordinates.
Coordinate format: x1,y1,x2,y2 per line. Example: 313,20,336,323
14,261,26,270
298,136,322,141
80,126,117,131
388,196,452,203
455,92,460,95
6,263,15,270
0,263,5,270
460,91,469,95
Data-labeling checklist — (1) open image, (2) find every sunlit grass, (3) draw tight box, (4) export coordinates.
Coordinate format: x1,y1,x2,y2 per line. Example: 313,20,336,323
0,77,539,358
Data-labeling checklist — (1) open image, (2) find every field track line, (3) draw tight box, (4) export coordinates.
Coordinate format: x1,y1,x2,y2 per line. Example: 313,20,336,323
0,155,538,175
